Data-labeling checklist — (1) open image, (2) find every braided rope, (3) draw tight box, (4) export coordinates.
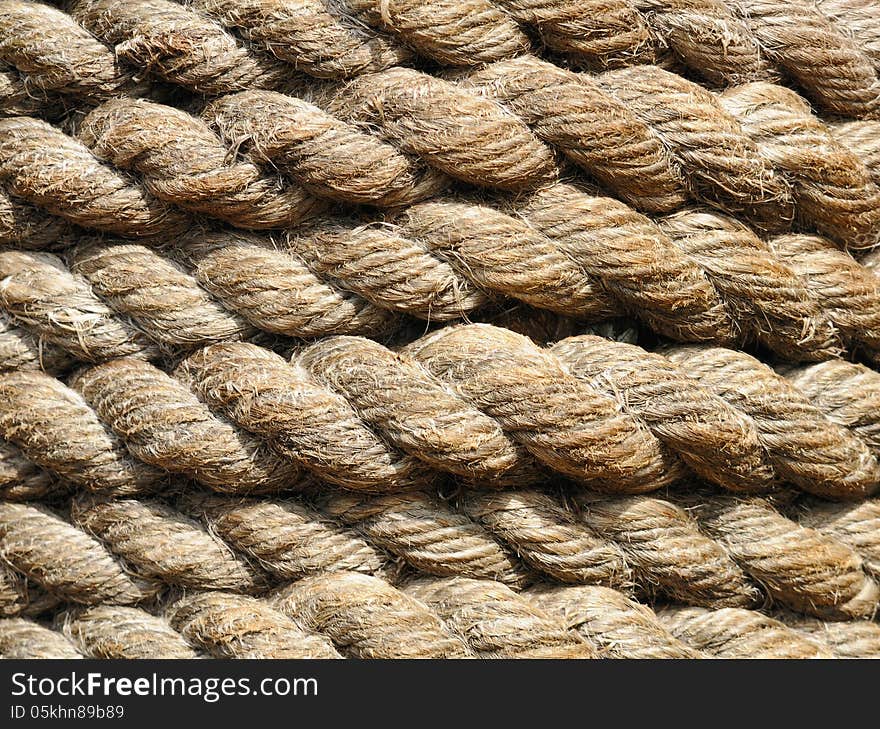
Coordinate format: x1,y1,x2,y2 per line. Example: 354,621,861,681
0,618,82,658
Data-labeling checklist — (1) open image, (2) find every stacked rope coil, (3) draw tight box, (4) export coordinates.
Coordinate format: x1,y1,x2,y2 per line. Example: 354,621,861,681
1,0,880,660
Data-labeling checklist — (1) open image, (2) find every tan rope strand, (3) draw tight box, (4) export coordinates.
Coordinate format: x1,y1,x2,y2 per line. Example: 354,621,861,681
177,491,393,581
164,591,342,659
0,370,165,496
524,584,704,659
0,618,83,659
59,605,198,659
0,502,160,606
270,571,474,658
70,494,269,593
71,358,302,494
656,605,832,658
402,575,596,658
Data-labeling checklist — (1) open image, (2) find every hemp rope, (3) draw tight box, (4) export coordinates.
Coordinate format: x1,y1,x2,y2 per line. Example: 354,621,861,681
3,328,879,500
774,610,880,659
655,606,833,659
671,493,880,619
70,494,270,593
524,584,705,659
792,498,880,577
569,493,760,608
58,605,198,660
0,439,61,503
0,314,74,375
177,491,394,582
164,591,343,659
270,571,474,658
0,618,83,659
401,575,596,658
0,502,159,606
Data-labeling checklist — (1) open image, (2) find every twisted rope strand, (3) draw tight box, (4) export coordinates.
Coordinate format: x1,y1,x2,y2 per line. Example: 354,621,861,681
177,343,432,492
793,498,880,577
774,610,880,658
165,591,342,659
673,493,880,619
59,605,198,659
770,234,880,364
270,571,474,658
70,494,269,592
524,583,704,659
656,605,831,658
405,324,684,492
79,98,325,230
312,489,533,588
570,493,761,608
0,371,165,496
204,89,448,207
0,187,72,249
0,618,82,658
719,82,880,252
665,345,880,499
0,117,189,238
402,575,595,658
189,0,412,79
71,358,302,494
0,502,159,606
178,491,392,581
0,314,73,374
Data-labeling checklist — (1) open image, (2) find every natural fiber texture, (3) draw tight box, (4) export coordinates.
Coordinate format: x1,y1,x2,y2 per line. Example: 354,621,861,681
403,576,595,658
0,188,72,249
674,493,880,619
598,65,793,232
320,67,557,190
793,498,880,577
464,54,688,212
0,439,60,503
775,610,880,658
551,334,776,491
666,346,880,499
313,489,532,588
0,618,82,659
3,0,880,660
191,0,411,79
204,90,447,207
0,117,187,237
71,358,301,494
70,494,268,592
515,182,738,345
68,0,294,95
783,359,880,456
729,0,880,119
59,605,197,659
459,490,631,586
165,591,342,659
656,606,831,659
405,324,680,492
70,240,253,348
271,571,473,658
770,234,880,364
0,370,164,495
525,584,704,659
79,98,325,230
395,199,616,320
570,493,760,608
655,210,839,361
833,121,880,185
0,314,74,374
0,502,158,606
178,491,392,581
719,82,880,252
172,230,398,339
0,563,58,618
0,250,160,362
0,0,141,106
177,343,430,492
300,335,542,486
